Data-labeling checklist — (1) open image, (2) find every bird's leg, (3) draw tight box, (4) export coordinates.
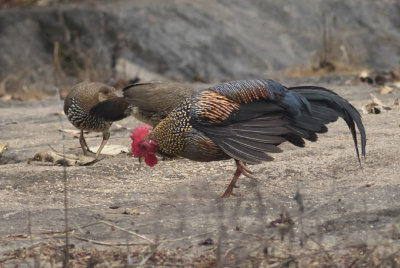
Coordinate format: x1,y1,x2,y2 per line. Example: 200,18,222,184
232,161,256,188
79,130,89,155
221,165,241,198
95,131,110,158
221,160,254,198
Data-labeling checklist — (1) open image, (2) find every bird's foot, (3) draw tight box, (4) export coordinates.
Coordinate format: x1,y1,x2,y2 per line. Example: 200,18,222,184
221,190,237,198
82,149,95,157
221,193,230,198
221,160,244,198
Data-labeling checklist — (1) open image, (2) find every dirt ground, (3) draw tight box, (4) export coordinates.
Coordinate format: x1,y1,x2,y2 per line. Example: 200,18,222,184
0,79,399,267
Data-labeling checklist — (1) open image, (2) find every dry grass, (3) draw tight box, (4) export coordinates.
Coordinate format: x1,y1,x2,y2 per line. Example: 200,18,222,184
1,222,399,267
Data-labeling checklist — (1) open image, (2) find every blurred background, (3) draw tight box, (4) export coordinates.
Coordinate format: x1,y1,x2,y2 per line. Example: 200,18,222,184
1,0,399,100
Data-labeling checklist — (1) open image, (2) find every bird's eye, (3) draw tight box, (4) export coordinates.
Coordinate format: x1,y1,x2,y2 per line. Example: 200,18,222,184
100,87,111,95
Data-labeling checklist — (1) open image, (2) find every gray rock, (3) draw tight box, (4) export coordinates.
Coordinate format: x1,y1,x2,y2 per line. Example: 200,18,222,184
0,0,399,91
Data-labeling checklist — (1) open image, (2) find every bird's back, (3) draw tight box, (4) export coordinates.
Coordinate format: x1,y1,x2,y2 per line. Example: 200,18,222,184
123,82,198,126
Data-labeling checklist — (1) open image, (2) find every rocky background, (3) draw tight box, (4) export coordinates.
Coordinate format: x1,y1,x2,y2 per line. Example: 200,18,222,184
0,0,400,99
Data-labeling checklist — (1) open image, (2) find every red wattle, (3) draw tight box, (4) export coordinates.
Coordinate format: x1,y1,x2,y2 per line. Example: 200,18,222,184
145,153,158,167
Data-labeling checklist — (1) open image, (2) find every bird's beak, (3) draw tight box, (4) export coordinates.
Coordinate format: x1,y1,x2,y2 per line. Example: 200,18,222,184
139,156,145,164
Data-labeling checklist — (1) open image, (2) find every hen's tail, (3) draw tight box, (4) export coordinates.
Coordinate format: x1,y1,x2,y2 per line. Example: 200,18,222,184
288,86,366,163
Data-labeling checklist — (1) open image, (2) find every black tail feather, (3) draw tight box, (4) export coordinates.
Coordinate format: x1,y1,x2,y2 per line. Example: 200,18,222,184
284,133,305,147
289,86,366,163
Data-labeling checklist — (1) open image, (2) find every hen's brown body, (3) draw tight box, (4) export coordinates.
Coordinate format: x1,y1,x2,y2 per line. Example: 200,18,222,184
64,81,198,157
122,81,198,126
64,82,130,158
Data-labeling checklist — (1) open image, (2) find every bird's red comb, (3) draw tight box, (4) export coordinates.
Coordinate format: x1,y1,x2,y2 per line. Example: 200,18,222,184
131,124,152,141
130,124,152,157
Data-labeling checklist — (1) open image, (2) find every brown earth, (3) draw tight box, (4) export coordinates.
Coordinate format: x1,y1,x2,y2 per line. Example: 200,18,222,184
0,80,399,267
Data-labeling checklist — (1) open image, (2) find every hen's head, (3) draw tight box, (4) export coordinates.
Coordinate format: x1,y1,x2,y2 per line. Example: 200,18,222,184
97,84,117,102
130,124,158,167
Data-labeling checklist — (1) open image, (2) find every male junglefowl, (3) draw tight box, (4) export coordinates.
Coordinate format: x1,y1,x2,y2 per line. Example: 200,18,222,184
130,79,366,197
64,82,130,158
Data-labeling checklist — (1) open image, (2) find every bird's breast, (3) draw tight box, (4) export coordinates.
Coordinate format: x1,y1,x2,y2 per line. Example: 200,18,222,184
67,98,111,132
150,100,193,156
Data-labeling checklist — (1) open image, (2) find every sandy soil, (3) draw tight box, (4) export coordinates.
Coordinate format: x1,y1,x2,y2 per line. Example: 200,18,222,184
0,81,399,267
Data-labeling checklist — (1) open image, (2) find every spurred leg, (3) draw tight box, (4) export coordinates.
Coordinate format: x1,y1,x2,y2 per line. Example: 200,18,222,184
221,160,254,198
95,131,110,158
79,130,89,155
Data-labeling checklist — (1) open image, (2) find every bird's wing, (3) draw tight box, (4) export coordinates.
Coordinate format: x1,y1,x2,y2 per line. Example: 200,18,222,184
190,79,298,163
122,82,198,119
190,79,365,164
197,115,289,163
191,79,311,126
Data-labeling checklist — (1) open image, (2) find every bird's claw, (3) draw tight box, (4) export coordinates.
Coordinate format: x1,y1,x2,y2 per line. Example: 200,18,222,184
242,170,257,179
237,161,256,179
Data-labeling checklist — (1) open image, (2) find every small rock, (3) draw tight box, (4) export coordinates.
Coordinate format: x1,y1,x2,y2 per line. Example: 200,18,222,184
199,238,214,246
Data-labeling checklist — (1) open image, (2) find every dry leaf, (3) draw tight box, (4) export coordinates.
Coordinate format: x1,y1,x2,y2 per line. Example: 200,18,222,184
28,151,99,166
362,94,392,114
50,111,65,116
362,103,380,114
59,128,81,135
359,70,370,79
6,233,29,239
370,94,384,106
114,123,130,130
380,86,393,95
359,70,373,84
0,144,9,156
122,209,140,215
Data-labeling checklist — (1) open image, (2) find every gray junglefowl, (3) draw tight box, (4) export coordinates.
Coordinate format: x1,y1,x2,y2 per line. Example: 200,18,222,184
64,82,130,158
129,79,366,198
